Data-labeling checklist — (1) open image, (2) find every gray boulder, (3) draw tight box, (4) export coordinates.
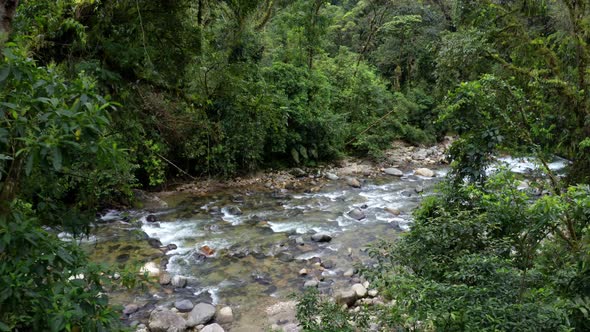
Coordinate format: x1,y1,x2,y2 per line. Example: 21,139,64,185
174,300,194,313
311,233,332,242
383,168,403,177
201,323,225,332
187,303,216,327
148,309,187,332
347,208,366,221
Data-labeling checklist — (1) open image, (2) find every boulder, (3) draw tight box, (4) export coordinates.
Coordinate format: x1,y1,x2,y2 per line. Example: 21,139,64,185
347,208,366,221
346,177,361,188
174,300,194,313
311,233,332,242
352,283,367,298
201,323,225,332
336,289,357,307
148,238,163,248
303,280,319,288
384,207,401,216
159,272,172,285
325,172,339,181
187,303,216,327
171,275,187,288
216,307,234,324
148,309,187,332
383,168,403,177
414,168,435,177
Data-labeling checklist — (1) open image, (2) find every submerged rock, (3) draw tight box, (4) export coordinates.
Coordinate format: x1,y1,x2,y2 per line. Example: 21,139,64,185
311,233,332,242
384,207,401,215
347,208,366,220
171,275,187,288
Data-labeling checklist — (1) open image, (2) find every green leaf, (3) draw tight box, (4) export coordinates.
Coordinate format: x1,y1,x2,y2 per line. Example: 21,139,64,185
25,152,34,176
0,66,9,83
52,148,63,171
0,320,11,332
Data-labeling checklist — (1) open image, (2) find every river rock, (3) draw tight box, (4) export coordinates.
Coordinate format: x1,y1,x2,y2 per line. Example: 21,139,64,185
383,168,403,176
311,233,332,242
140,262,160,277
290,168,306,177
336,289,357,307
148,238,163,248
167,243,178,250
149,309,187,332
201,245,215,256
347,208,366,221
226,206,243,216
174,300,194,313
303,279,319,288
159,272,172,285
187,303,216,327
277,252,294,262
201,323,225,332
171,275,187,288
414,168,435,177
384,207,401,215
216,306,234,324
299,268,308,276
352,283,367,298
346,177,361,188
325,172,339,181
343,268,355,277
415,185,424,194
123,304,139,315
146,214,158,222
368,289,378,297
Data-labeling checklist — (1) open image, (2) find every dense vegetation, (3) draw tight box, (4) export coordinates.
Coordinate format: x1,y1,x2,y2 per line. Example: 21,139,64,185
1,0,590,330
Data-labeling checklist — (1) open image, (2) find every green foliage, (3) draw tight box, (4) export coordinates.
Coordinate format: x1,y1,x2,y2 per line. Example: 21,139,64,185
295,288,369,332
0,205,124,331
364,171,590,331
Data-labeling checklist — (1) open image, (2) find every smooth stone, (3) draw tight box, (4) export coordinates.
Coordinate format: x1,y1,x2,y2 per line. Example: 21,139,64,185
414,168,435,177
187,303,216,327
303,280,319,288
352,283,367,298
343,268,355,277
171,276,187,288
383,167,403,176
216,306,234,324
299,268,308,276
140,262,160,277
148,309,187,332
384,207,401,215
174,300,194,313
368,289,378,297
200,323,225,332
347,208,366,221
159,272,172,285
123,304,139,315
346,177,361,188
325,172,339,180
311,233,332,242
415,185,424,194
336,289,357,307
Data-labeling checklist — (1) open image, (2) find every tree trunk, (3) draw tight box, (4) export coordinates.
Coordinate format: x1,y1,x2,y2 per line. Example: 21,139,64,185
0,0,18,43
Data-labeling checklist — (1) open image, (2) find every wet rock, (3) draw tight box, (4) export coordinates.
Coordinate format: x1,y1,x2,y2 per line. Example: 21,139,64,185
347,208,366,221
146,214,158,223
123,304,139,315
175,300,194,313
216,307,233,324
414,168,435,177
303,279,319,288
325,172,339,181
226,206,243,216
311,233,332,242
171,276,187,288
187,303,216,327
336,289,357,307
148,309,187,332
200,245,215,256
167,243,178,250
320,260,334,269
201,323,225,332
360,204,369,209
401,191,412,197
415,185,424,194
295,237,305,245
159,272,172,285
346,177,361,188
383,168,403,177
252,272,272,285
192,252,207,263
148,238,162,248
385,207,401,215
352,283,367,298
277,252,295,262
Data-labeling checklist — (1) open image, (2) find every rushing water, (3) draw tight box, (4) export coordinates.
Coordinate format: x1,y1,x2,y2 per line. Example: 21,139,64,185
80,156,569,331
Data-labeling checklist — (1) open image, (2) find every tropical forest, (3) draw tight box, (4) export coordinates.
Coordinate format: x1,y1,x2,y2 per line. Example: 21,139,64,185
1,0,590,331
